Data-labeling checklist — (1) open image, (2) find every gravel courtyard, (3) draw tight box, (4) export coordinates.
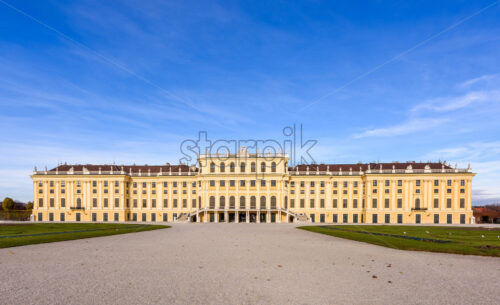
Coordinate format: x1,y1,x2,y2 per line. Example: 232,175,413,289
1,224,499,305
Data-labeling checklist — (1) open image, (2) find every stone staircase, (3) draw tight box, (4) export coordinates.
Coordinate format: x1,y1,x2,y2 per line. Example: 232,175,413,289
175,213,189,222
296,213,309,223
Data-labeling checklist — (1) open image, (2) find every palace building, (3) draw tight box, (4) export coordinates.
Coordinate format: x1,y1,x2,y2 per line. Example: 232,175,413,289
31,149,475,224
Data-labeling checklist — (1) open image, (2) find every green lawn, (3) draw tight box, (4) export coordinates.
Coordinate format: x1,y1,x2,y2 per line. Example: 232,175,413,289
298,225,500,257
0,223,170,248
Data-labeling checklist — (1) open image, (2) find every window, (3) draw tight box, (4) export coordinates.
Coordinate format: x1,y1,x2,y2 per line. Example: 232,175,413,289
434,198,439,209
260,180,266,187
230,196,236,209
385,180,390,187
343,214,348,223
115,198,119,208
320,199,325,208
342,199,348,209
250,196,256,209
447,214,452,224
333,181,338,188
210,162,215,173
397,180,402,187
209,196,215,209
271,162,276,172
240,180,246,187
142,199,147,208
434,188,439,193
434,180,439,186
271,196,276,209
447,180,452,186
332,199,338,208
311,181,315,187
310,199,315,208
372,198,377,208
460,180,465,186
220,162,225,172
250,180,255,187
210,180,215,187
271,180,276,187
260,196,266,209
460,188,465,193
300,199,305,208
320,214,325,223
61,198,65,207
434,214,439,224
290,198,295,208
142,182,146,188
353,199,358,208
114,213,119,222
103,213,108,222
384,198,389,209
353,214,358,223
343,181,348,188
415,214,421,224
416,180,421,187
415,198,420,209
103,198,108,208
446,198,452,209
163,182,168,187
240,163,245,173
173,199,178,208
372,214,378,224
133,199,138,208
460,214,465,224
163,199,168,208
353,181,358,188
152,199,156,208
320,181,325,187
239,196,246,209
230,180,235,187
397,214,402,224
230,162,235,173
385,214,390,224
220,180,225,187
300,181,305,187
397,198,402,209
332,214,338,223
372,180,377,187
251,162,256,172
460,198,465,209
182,199,187,208
220,196,225,208
260,162,266,172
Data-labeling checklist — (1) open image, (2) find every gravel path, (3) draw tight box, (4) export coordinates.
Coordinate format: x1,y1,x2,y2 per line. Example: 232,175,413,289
1,224,499,305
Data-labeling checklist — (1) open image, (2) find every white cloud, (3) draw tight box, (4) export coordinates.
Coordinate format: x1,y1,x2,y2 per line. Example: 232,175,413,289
411,90,500,112
352,118,447,138
459,74,498,88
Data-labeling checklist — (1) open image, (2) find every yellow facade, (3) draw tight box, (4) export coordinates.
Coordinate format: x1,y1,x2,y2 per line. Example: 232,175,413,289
31,151,474,224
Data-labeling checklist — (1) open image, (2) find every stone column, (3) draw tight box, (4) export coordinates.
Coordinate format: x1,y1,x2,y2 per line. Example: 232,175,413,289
246,210,249,223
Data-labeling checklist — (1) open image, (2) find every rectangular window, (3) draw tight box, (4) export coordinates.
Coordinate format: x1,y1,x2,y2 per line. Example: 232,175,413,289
50,198,54,207
434,198,439,209
60,198,65,207
142,199,147,208
342,199,348,209
163,199,168,208
460,180,465,186
397,198,402,209
92,213,97,222
104,198,109,208
60,213,65,221
434,180,439,186
260,180,265,187
114,198,119,208
460,198,465,209
332,214,338,223
320,199,325,208
353,199,358,208
397,180,402,187
385,180,390,187
460,214,465,224
385,214,390,224
210,180,215,187
38,198,43,207
103,213,108,222
416,180,421,187
173,199,178,208
320,214,325,223
114,213,119,221
142,213,146,222
163,213,168,222
397,214,402,224
299,199,305,208
133,199,138,208
163,182,168,187
192,199,196,208
152,199,156,208
333,199,338,208
310,199,315,208
342,214,348,223
250,180,255,187
372,214,378,224
240,180,246,187
333,181,338,188
372,180,377,187
434,214,439,224
446,198,452,209
447,214,452,224
447,180,452,186
384,198,389,209
183,199,187,208
372,198,377,208
353,214,358,223
132,213,137,221
219,180,225,187
290,199,295,208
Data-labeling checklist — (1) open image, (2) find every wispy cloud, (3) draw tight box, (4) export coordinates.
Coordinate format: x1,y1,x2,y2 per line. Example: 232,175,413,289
411,90,500,112
459,74,498,88
352,118,448,138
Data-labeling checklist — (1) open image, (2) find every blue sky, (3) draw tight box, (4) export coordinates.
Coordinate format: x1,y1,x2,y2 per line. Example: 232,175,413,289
1,0,500,203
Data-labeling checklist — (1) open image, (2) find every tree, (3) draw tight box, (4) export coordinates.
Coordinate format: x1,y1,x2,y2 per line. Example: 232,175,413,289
26,202,34,210
2,197,15,211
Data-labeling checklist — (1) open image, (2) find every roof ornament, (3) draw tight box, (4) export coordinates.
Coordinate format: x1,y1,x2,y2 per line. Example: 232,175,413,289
349,167,352,175
316,166,319,175
169,167,172,175
34,166,37,172
178,167,182,175
306,166,309,175
99,167,102,175
121,166,125,174
148,168,151,176
379,164,383,173
467,163,472,172
326,165,330,173
138,169,141,176
56,167,59,175
159,167,162,175
129,168,132,175
392,164,395,173
110,166,113,175
339,167,342,176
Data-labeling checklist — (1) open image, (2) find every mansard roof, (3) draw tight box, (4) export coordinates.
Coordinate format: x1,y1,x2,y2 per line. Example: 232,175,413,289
49,164,196,173
288,162,452,172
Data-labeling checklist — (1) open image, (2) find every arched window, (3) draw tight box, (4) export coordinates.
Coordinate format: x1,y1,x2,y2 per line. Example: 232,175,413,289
271,196,277,209
210,162,215,173
261,162,266,172
240,162,246,173
415,198,421,209
230,162,235,173
271,162,276,172
209,196,215,209
76,198,82,208
230,196,235,209
240,196,246,209
251,162,256,172
219,196,225,209
250,196,256,209
220,162,225,173
260,196,266,209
